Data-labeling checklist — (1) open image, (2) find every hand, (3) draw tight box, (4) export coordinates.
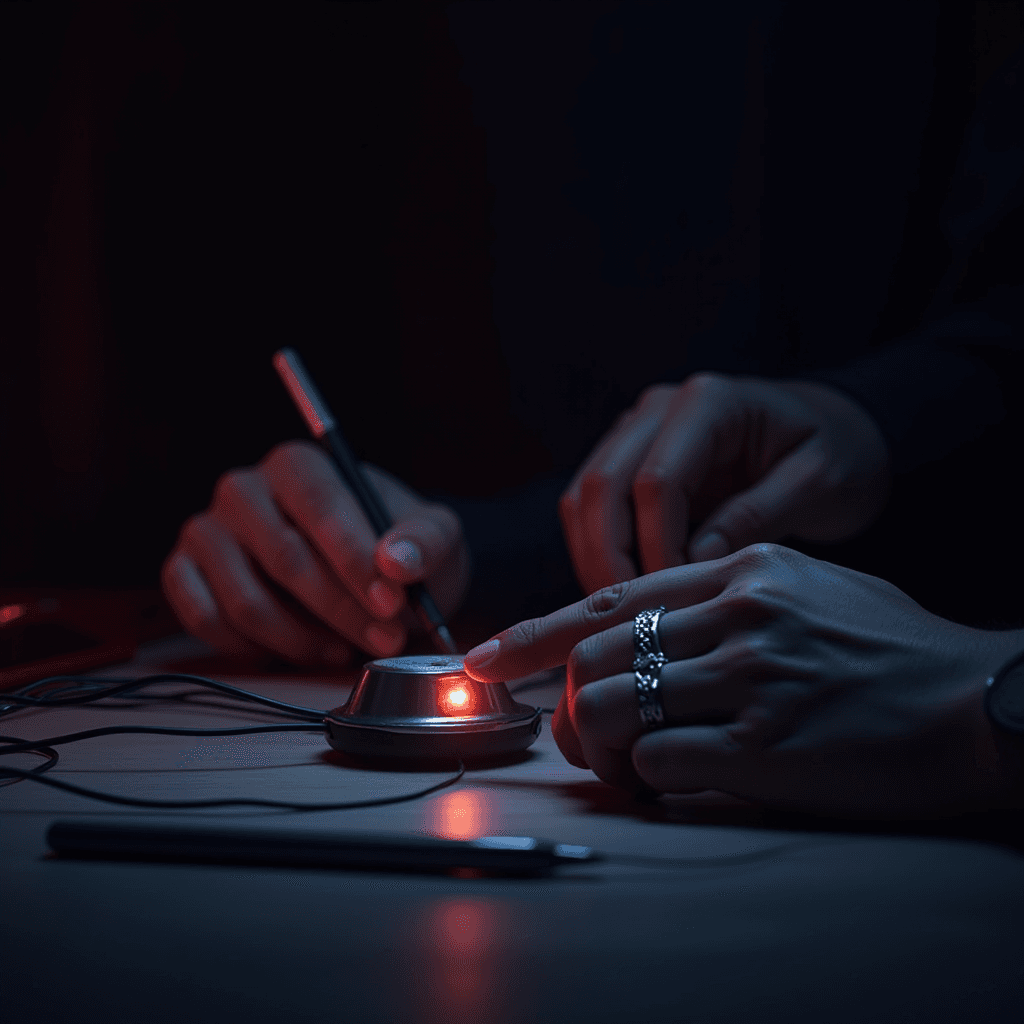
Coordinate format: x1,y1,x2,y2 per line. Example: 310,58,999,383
559,373,891,595
161,441,470,666
464,544,1024,818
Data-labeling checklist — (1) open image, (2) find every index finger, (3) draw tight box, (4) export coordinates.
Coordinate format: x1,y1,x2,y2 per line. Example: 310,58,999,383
463,557,736,683
264,442,402,618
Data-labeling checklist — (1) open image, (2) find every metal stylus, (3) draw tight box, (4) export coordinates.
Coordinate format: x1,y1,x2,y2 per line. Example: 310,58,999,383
272,347,458,655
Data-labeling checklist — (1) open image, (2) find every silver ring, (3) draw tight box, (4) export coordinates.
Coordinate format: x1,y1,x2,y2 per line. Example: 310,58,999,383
633,606,668,730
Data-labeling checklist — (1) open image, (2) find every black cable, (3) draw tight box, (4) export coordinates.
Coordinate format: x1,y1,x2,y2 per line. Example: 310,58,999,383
0,722,323,758
0,759,465,810
0,678,467,810
0,736,59,789
0,673,326,721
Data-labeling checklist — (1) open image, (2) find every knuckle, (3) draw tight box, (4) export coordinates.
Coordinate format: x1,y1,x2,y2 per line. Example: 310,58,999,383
581,581,630,624
723,502,769,542
727,634,776,674
212,468,249,509
578,470,614,505
722,576,785,618
638,382,675,407
267,439,316,470
264,529,309,582
684,370,729,397
181,600,219,638
294,473,335,518
733,541,787,568
178,512,214,549
633,466,669,502
508,617,544,649
226,593,270,637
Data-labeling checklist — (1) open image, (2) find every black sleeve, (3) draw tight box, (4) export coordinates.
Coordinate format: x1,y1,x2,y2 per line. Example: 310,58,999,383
434,475,583,628
804,311,1022,475
805,42,1024,475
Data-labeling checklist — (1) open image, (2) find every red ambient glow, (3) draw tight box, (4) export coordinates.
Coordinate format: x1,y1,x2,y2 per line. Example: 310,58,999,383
0,604,27,627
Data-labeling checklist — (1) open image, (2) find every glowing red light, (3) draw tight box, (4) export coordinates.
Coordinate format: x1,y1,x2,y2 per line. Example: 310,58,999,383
0,603,27,627
438,677,475,716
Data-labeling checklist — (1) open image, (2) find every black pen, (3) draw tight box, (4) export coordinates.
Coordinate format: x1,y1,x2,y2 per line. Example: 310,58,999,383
273,347,458,655
47,820,599,876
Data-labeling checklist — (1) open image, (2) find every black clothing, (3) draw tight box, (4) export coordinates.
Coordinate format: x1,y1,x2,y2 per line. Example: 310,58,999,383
2,4,1021,630
442,3,1024,626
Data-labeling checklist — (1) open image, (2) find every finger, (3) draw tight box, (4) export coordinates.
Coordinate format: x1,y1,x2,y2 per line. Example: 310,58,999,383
161,550,266,658
181,513,353,666
688,439,826,561
564,599,748,697
375,503,463,585
560,386,677,593
464,554,755,682
632,725,747,795
213,468,407,657
551,691,589,769
633,373,756,573
632,381,729,575
569,657,747,757
262,442,405,620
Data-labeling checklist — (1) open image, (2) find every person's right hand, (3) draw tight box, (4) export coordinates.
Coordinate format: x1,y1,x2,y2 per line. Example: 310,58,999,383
161,441,470,666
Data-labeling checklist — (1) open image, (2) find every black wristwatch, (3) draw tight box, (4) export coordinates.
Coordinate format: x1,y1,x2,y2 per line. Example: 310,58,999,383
985,649,1024,735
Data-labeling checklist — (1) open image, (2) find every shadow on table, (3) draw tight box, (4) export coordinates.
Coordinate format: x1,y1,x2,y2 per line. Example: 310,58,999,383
472,776,1024,854
319,748,541,773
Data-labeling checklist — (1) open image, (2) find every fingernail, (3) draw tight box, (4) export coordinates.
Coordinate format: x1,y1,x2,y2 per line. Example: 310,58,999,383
690,532,729,562
385,539,422,573
368,578,401,618
464,638,500,672
365,622,405,656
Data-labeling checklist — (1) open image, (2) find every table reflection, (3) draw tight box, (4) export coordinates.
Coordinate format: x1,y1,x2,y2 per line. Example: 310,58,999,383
424,787,494,840
414,897,513,1024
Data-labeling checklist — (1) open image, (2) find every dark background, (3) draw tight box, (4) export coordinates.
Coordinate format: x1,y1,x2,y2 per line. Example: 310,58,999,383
1,2,1022,628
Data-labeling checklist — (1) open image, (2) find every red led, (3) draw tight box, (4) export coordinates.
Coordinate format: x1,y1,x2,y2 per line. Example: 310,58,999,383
439,679,475,716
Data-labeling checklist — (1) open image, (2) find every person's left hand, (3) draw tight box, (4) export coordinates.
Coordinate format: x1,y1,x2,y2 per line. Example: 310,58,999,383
464,544,1024,818
558,374,891,596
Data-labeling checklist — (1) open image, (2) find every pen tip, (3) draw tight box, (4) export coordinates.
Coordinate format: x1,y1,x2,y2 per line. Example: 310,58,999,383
434,625,459,656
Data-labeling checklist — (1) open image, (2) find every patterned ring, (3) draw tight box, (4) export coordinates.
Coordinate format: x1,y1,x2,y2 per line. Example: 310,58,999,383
633,606,668,730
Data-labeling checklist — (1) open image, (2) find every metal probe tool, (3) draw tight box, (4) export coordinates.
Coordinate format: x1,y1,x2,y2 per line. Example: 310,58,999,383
272,347,458,655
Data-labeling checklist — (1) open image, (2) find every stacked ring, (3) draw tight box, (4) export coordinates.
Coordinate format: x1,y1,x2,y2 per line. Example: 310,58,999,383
633,606,668,730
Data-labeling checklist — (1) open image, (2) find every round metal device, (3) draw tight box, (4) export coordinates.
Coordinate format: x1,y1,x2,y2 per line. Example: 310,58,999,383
324,655,542,762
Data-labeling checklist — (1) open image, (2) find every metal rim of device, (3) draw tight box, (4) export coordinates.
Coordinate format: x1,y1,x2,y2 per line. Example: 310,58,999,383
323,655,544,761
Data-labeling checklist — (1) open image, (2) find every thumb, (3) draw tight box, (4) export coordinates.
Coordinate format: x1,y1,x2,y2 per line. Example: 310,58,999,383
688,441,824,561
374,504,463,585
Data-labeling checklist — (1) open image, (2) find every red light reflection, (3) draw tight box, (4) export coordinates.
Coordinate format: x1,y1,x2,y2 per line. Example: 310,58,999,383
415,898,508,1024
425,787,493,840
